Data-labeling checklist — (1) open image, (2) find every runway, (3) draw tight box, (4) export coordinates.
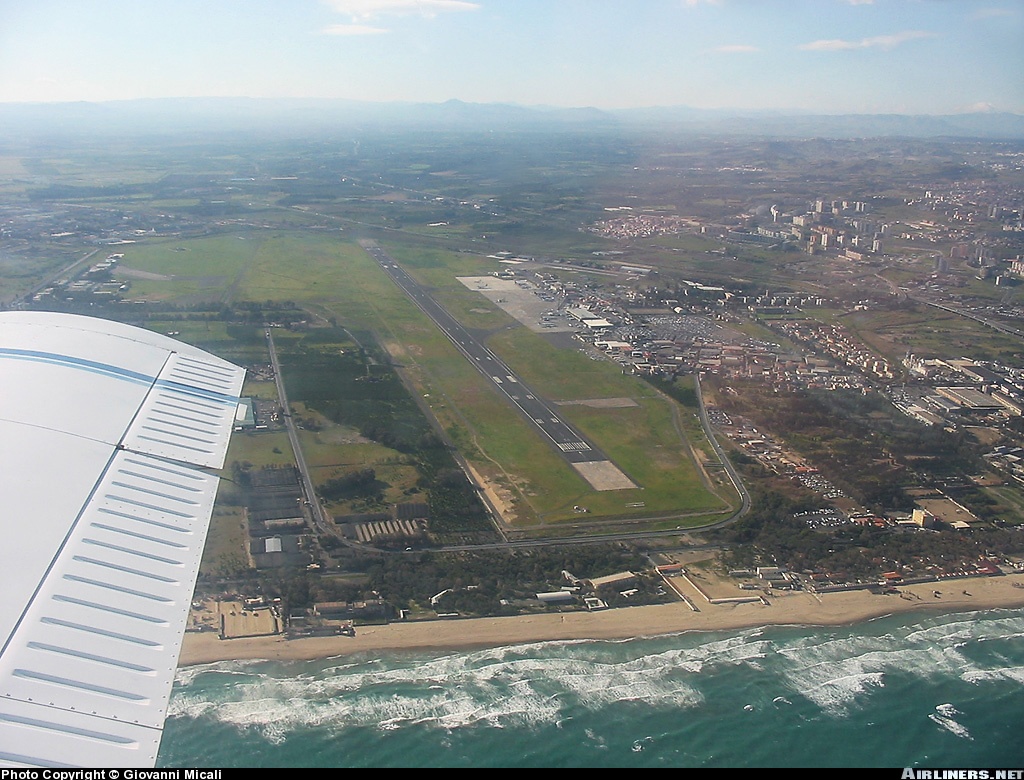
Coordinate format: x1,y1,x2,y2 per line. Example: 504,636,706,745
361,242,635,491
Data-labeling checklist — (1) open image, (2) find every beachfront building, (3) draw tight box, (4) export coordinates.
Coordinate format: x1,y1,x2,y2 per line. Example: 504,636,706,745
587,571,639,591
536,591,576,604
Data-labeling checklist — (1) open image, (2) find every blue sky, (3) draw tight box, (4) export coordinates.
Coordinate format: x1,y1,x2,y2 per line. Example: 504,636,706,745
0,0,1021,113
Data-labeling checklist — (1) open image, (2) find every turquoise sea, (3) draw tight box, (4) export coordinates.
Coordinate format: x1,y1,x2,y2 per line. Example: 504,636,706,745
159,608,1024,768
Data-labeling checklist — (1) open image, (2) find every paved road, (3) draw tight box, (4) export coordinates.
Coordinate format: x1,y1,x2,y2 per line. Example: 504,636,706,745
265,328,332,536
917,298,1024,338
15,248,98,307
693,373,750,523
362,242,609,465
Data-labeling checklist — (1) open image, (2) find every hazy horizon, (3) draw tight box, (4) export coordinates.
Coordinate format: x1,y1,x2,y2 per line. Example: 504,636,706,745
1,1,1021,115
2,94,1021,118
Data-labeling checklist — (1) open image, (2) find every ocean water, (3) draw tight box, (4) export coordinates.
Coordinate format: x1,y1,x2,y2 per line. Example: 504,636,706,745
159,608,1024,768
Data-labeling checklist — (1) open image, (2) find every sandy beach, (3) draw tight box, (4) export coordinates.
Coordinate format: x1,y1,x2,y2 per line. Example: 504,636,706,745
178,574,1024,666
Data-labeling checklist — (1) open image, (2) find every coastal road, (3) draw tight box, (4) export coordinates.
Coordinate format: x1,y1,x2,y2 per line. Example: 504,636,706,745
361,242,615,468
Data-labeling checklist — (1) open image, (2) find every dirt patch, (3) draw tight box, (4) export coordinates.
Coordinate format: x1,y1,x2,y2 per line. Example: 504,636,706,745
555,397,639,408
464,461,517,524
190,598,280,639
915,495,980,525
682,558,757,600
964,426,1002,447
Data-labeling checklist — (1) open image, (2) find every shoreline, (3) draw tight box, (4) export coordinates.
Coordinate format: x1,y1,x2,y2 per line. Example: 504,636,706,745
178,574,1024,666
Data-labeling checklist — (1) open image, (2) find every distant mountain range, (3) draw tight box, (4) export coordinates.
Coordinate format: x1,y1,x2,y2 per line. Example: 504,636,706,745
1,97,1022,140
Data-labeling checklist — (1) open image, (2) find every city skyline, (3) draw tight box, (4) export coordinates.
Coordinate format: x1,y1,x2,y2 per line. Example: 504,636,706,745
0,0,1022,115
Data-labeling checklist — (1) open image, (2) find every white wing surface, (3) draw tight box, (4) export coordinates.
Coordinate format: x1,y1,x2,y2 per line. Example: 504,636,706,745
0,312,245,767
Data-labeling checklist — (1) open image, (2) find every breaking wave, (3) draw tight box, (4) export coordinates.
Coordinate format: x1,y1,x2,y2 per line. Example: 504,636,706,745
164,608,1024,764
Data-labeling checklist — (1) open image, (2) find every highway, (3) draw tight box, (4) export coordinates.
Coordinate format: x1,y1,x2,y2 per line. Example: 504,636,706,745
362,242,610,466
917,298,1024,339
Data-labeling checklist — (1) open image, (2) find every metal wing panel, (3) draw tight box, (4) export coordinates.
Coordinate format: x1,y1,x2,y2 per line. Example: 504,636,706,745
0,312,245,768
0,450,219,729
122,353,245,469
0,318,169,447
0,423,113,648
0,697,161,768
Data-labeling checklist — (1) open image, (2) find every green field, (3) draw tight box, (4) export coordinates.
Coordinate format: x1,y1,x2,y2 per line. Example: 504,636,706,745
118,227,733,533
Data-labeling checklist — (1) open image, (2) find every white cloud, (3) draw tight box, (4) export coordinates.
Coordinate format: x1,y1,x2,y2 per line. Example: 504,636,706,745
799,30,935,51
715,44,758,53
971,8,1016,20
845,0,875,5
322,0,481,20
322,23,390,35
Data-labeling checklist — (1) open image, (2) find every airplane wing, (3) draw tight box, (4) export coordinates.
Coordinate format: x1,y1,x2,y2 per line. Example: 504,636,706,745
0,311,245,768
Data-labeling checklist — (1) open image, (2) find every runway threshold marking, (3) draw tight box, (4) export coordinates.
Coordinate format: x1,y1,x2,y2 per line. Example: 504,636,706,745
558,441,593,452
